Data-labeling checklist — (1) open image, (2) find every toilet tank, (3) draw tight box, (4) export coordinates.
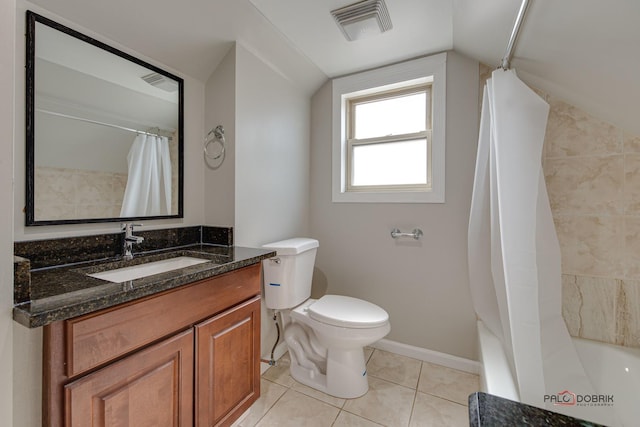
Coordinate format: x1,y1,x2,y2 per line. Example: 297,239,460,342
262,238,318,309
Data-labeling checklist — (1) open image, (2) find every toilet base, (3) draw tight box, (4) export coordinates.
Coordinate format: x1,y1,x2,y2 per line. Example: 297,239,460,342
289,347,369,399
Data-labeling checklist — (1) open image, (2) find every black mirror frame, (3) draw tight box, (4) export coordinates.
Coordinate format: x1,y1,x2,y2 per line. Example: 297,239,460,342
25,10,184,226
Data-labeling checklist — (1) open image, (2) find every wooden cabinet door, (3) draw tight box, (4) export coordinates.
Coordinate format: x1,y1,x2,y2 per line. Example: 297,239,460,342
64,329,194,427
195,296,261,427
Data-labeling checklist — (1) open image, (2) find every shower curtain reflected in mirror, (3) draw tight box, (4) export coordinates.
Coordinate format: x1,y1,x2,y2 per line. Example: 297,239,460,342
468,69,614,424
120,134,172,217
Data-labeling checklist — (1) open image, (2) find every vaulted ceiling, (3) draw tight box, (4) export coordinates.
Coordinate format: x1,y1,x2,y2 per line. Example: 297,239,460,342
454,0,640,136
27,0,640,134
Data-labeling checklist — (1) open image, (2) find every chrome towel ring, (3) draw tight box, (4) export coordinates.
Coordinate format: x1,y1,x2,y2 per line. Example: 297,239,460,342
204,125,225,167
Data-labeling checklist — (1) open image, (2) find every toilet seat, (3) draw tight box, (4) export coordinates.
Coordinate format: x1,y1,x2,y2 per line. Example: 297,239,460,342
308,295,389,329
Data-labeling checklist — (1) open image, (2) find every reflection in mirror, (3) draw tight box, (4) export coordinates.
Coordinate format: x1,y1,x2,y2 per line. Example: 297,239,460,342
26,11,184,225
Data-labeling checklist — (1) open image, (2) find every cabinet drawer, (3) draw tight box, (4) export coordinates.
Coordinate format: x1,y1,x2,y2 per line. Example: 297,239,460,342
65,263,260,378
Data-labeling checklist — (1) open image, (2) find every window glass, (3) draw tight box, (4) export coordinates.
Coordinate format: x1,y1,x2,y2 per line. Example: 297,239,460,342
353,92,427,139
351,139,427,187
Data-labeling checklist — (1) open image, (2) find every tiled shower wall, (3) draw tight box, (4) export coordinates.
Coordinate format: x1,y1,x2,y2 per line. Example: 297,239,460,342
479,64,640,349
35,166,127,220
35,132,179,221
544,95,640,349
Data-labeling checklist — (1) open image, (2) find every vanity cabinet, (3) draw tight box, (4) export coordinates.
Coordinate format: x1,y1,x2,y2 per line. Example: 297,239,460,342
43,264,262,427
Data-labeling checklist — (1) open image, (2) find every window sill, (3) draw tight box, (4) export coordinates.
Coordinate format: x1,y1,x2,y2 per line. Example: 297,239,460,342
332,188,445,204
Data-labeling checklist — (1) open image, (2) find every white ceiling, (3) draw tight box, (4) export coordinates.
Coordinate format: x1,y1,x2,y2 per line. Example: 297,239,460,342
26,0,640,134
454,0,640,136
249,0,452,77
26,0,327,94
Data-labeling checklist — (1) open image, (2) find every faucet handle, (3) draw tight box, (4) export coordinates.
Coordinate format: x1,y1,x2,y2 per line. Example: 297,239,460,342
121,223,143,231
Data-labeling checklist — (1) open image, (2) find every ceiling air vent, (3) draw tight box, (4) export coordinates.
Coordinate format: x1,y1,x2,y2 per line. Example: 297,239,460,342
141,72,178,93
331,0,393,42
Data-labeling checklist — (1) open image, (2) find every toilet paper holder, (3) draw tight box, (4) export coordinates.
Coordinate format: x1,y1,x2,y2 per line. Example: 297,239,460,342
390,228,423,240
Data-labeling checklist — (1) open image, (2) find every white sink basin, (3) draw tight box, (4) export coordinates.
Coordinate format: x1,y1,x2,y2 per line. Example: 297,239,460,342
88,256,209,283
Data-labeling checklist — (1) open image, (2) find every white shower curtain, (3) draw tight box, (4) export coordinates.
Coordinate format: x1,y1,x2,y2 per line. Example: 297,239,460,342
468,69,612,424
120,134,172,217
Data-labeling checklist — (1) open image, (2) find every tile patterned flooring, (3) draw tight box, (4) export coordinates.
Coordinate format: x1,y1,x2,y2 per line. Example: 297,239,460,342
237,348,480,427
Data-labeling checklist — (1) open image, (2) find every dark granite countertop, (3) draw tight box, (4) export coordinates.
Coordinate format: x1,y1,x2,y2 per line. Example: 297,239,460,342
468,392,605,427
13,243,275,328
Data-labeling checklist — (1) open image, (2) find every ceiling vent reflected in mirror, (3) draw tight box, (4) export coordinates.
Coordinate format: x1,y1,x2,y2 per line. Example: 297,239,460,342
331,0,393,42
141,72,179,93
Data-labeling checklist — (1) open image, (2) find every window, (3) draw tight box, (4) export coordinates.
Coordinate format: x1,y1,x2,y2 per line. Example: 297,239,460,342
346,84,431,192
332,54,446,203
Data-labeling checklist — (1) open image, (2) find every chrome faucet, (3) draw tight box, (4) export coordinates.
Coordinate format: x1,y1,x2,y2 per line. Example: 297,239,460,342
122,223,144,260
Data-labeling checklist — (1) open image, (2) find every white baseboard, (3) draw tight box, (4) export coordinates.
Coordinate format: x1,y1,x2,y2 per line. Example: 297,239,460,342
259,338,479,375
371,338,480,374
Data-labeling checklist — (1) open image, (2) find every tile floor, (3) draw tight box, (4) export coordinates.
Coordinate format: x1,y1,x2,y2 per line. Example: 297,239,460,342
237,348,480,427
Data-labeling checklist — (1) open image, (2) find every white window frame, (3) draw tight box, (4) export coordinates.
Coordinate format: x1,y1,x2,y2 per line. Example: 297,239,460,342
346,84,431,192
332,53,446,203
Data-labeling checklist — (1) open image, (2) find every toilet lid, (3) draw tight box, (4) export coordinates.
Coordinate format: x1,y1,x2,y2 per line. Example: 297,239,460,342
308,295,389,328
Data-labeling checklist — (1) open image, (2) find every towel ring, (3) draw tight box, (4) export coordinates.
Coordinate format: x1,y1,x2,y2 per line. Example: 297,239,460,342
204,125,225,163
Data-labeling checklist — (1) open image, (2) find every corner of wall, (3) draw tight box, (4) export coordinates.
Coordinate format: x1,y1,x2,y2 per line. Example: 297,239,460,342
233,44,311,247
203,45,236,227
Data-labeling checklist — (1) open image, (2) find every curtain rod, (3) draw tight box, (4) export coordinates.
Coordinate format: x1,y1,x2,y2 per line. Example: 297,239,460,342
500,0,530,70
35,108,174,140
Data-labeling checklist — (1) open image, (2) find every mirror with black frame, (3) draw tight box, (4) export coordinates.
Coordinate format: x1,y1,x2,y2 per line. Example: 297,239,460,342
25,11,184,226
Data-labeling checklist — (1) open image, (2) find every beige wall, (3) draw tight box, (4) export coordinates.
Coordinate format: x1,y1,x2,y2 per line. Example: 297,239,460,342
309,51,480,360
204,47,236,227
204,42,312,245
1,0,15,424
542,93,640,349
234,43,311,247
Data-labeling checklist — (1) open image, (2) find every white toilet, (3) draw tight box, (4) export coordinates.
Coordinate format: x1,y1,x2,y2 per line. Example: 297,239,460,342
262,238,390,398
